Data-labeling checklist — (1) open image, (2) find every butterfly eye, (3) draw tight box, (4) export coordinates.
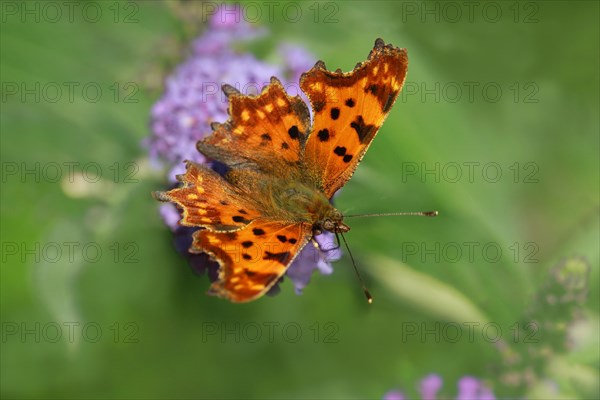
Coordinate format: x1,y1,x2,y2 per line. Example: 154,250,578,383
331,210,343,221
322,219,335,231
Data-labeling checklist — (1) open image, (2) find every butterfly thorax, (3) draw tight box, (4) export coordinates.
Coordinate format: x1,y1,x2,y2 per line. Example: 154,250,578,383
270,180,349,234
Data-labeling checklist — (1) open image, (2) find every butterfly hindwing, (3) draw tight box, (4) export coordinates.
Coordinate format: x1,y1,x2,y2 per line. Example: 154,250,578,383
193,220,313,302
153,161,262,232
300,38,408,197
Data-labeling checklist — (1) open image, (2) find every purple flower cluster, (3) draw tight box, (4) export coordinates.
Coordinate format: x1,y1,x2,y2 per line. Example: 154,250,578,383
384,374,495,400
147,5,340,295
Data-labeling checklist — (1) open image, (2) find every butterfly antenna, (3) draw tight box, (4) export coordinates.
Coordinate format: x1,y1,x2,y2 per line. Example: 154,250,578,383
336,231,373,304
345,211,439,218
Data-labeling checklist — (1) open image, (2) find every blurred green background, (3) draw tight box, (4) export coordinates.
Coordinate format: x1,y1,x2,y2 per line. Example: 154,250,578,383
1,1,598,398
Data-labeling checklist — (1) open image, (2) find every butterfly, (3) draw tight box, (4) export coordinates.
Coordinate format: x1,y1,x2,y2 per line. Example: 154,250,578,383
154,38,408,302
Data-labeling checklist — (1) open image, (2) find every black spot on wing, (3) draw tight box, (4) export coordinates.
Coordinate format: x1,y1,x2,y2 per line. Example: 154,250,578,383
350,116,376,144
318,129,330,142
333,146,353,162
264,251,292,265
345,98,355,107
241,241,253,248
253,228,265,236
276,235,287,243
281,142,290,150
330,108,340,120
288,125,300,140
366,84,378,95
243,269,278,285
232,215,250,223
334,146,347,156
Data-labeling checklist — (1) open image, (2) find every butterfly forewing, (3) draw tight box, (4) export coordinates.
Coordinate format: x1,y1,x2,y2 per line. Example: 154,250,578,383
198,77,310,177
300,39,408,198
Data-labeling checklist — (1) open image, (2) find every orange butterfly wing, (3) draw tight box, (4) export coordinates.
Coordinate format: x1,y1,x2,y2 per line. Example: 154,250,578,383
155,161,313,303
194,220,312,302
198,77,310,177
153,161,262,231
300,38,408,197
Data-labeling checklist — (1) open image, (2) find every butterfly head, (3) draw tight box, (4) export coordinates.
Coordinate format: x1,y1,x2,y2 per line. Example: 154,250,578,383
314,209,350,235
